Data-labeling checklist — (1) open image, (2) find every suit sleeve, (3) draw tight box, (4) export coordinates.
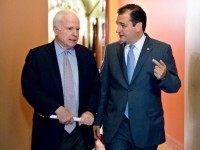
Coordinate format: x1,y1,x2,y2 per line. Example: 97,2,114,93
158,45,181,93
95,46,110,126
21,50,60,115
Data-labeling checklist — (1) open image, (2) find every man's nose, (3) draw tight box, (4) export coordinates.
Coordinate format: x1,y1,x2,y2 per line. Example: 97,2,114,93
73,29,79,36
116,26,121,33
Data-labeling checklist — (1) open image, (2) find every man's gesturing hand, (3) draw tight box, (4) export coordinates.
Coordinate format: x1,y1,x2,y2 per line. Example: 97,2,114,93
152,59,167,80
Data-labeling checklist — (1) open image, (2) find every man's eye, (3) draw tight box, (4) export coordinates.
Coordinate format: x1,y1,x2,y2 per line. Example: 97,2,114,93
67,27,73,30
121,25,126,28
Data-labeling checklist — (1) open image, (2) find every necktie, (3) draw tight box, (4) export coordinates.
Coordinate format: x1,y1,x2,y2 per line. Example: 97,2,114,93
127,44,135,83
125,44,135,118
62,51,77,133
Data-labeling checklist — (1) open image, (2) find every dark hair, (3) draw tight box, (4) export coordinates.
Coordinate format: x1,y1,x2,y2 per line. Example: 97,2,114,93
118,4,147,31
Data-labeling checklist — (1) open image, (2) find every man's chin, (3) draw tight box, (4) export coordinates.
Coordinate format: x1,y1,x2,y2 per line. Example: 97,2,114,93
68,42,77,48
118,39,126,44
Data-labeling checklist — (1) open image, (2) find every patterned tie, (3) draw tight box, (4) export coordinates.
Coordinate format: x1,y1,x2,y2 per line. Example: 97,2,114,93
62,51,77,133
125,44,135,118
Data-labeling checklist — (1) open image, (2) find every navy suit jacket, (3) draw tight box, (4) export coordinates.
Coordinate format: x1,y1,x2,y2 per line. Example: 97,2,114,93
21,41,100,150
95,34,181,148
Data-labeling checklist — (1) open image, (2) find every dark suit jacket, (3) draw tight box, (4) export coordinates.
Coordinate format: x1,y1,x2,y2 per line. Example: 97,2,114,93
21,41,100,150
95,34,181,148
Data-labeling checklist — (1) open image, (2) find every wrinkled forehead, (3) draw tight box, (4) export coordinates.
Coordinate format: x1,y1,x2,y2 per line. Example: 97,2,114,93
62,15,80,28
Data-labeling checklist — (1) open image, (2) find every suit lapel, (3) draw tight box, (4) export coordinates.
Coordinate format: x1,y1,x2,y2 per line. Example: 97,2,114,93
74,45,83,102
130,34,152,84
117,43,129,85
47,41,64,102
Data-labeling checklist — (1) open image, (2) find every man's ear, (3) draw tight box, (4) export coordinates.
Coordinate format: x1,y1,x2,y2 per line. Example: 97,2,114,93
53,26,60,35
135,22,143,32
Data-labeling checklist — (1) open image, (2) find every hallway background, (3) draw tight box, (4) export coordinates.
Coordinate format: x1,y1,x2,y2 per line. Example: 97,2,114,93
0,0,200,149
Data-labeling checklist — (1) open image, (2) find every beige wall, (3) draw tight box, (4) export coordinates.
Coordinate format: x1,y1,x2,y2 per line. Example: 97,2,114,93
185,0,200,149
107,0,119,43
0,1,48,149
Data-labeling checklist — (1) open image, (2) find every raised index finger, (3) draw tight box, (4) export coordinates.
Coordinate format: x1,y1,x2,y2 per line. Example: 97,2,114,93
152,59,163,68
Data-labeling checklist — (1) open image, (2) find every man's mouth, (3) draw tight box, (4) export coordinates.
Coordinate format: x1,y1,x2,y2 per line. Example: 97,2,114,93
69,39,77,42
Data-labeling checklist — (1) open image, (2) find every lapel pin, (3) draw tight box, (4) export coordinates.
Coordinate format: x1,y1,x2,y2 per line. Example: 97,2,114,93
147,47,150,51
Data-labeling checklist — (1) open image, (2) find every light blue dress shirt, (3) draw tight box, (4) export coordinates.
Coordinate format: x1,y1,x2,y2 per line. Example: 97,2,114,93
54,41,79,107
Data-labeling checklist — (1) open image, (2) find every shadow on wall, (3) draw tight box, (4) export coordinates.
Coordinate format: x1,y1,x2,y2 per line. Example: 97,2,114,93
187,52,200,149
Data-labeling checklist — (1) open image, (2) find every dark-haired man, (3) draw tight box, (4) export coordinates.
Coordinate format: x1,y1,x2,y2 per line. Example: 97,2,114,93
93,4,181,150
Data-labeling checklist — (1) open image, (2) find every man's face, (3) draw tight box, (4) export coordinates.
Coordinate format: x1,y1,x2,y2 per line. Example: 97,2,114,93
56,15,80,49
116,12,138,44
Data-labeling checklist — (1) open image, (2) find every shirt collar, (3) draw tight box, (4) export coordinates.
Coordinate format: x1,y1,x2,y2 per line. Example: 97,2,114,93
54,40,76,57
134,34,146,50
125,34,146,49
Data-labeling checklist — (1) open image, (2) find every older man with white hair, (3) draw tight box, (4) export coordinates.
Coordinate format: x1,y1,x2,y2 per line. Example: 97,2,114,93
21,10,100,150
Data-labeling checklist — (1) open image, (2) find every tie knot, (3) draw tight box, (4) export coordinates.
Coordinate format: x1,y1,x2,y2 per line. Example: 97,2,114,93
63,50,72,57
129,44,135,50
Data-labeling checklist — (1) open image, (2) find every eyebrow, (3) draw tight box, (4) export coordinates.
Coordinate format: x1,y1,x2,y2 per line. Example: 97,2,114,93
116,21,126,25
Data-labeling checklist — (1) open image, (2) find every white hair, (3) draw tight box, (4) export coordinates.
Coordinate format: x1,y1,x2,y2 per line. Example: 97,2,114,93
53,10,65,28
53,10,78,28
